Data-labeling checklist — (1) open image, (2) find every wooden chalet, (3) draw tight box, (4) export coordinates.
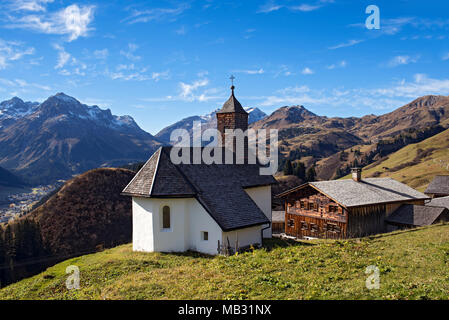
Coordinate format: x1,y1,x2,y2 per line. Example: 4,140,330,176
277,168,430,239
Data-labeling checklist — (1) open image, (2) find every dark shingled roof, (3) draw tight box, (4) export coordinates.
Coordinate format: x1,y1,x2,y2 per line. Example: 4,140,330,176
427,196,449,209
277,178,429,208
424,175,449,195
122,146,277,231
216,88,248,114
386,204,447,226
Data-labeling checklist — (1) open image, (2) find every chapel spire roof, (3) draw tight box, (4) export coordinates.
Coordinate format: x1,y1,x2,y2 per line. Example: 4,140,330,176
217,76,247,114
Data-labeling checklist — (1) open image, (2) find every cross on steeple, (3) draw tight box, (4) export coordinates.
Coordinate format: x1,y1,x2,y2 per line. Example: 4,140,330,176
229,75,236,95
230,74,235,86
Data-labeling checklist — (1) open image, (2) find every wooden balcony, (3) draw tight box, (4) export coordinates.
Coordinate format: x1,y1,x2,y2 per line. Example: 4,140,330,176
287,207,347,223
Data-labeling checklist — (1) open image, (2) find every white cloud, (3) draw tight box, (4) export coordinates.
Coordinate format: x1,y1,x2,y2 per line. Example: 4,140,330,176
256,74,449,111
93,49,108,60
388,55,419,67
0,77,51,92
258,0,334,14
301,67,314,75
107,62,149,81
141,78,223,103
443,53,449,61
275,65,294,77
108,68,149,81
152,70,170,82
53,44,70,69
291,4,321,12
180,79,209,99
6,0,54,12
349,17,449,36
328,39,363,50
368,74,449,98
257,1,283,13
123,3,190,24
175,25,187,35
6,4,95,42
234,68,265,75
120,43,141,61
53,44,87,75
0,39,35,69
327,60,347,69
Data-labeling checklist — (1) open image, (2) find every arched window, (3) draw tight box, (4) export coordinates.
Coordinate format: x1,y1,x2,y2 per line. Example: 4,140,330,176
162,206,171,229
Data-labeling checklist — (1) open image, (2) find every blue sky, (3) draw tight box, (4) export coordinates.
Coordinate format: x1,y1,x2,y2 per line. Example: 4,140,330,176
0,0,449,134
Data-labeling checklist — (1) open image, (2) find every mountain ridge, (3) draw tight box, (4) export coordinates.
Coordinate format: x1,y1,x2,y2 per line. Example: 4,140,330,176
0,93,161,185
155,106,267,143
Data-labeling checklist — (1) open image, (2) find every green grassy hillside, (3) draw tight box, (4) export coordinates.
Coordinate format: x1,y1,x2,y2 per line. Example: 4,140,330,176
2,224,449,300
342,128,449,191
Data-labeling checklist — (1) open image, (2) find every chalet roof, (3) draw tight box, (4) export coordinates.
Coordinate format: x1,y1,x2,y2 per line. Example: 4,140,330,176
427,196,449,209
122,146,277,231
216,87,247,114
277,178,429,208
424,175,449,195
385,204,447,226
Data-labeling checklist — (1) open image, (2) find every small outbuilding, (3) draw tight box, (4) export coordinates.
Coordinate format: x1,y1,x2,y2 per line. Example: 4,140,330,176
424,175,449,198
271,211,285,234
385,204,449,230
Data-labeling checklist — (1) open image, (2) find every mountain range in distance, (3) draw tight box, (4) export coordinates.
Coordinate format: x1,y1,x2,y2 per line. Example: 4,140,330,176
0,93,161,185
251,95,449,179
154,106,267,143
1,91,449,186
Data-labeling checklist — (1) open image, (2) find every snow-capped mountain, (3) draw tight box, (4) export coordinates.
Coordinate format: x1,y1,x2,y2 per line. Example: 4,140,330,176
0,93,161,185
155,106,267,143
0,97,39,128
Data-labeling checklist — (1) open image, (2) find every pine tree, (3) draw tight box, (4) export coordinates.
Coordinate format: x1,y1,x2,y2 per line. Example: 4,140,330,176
306,166,316,182
3,224,16,282
283,160,293,175
294,162,306,181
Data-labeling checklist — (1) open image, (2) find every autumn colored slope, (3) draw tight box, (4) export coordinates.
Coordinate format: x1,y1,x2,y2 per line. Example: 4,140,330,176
342,127,449,192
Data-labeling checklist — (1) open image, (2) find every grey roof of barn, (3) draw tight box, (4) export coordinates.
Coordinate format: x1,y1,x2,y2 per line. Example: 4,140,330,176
277,178,429,208
216,86,248,114
122,146,277,231
385,204,447,226
427,196,449,209
424,175,449,195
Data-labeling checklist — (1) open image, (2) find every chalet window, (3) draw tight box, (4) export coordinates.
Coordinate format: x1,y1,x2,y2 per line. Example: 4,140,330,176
327,223,341,233
300,221,308,230
201,231,208,241
300,201,305,209
162,206,171,229
288,219,295,227
310,223,318,232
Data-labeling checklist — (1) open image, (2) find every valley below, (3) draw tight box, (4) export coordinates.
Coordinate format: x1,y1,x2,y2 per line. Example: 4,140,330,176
0,182,64,223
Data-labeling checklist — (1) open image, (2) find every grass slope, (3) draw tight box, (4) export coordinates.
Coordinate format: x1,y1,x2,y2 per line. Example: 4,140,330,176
2,224,449,300
344,128,449,191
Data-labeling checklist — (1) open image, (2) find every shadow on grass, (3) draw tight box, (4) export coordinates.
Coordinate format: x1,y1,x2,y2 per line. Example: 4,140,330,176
262,237,317,252
159,250,216,259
